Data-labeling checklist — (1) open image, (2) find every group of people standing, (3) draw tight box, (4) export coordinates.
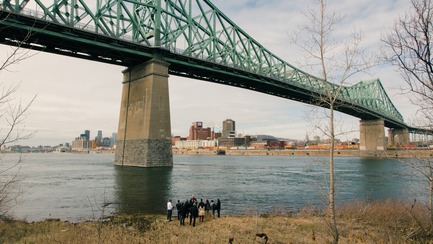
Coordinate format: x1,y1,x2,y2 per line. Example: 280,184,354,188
166,195,221,227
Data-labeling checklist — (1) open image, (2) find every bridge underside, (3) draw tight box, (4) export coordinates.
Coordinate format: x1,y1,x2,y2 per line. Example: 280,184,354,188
0,11,410,130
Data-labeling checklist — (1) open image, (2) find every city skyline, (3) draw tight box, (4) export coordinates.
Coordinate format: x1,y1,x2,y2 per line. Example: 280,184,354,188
0,0,417,146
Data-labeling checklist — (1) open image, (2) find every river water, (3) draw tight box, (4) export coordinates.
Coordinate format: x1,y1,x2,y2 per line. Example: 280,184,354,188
1,153,425,222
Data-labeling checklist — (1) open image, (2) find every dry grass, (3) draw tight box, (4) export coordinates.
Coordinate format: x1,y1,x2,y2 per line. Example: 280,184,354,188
1,200,433,243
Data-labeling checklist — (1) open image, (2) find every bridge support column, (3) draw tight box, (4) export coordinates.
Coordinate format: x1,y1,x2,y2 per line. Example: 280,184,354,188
114,59,173,167
387,129,395,146
359,119,385,151
388,128,409,147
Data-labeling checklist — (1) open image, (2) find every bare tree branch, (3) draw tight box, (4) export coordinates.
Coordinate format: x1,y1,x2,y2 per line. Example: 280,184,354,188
292,0,375,242
0,13,38,218
384,0,433,235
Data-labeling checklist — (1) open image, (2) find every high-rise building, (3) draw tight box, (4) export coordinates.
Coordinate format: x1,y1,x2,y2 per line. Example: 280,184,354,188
72,130,119,150
222,119,235,138
85,130,90,140
188,121,212,140
111,132,117,146
80,130,90,141
97,130,103,143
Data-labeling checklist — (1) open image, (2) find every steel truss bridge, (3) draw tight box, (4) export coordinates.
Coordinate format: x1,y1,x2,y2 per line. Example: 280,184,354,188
0,0,427,133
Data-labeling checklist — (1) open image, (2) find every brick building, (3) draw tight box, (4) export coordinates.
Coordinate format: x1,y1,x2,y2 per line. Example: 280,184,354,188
188,122,212,140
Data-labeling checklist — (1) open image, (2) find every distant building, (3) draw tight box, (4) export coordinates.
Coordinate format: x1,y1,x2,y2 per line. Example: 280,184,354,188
80,130,90,141
72,136,92,151
249,140,268,149
214,132,222,139
218,137,245,147
54,144,70,152
321,138,341,144
111,133,117,146
244,135,253,146
250,139,287,149
97,130,103,144
175,139,217,149
172,136,186,145
100,137,112,147
222,119,235,138
7,145,31,153
188,122,212,140
85,130,90,140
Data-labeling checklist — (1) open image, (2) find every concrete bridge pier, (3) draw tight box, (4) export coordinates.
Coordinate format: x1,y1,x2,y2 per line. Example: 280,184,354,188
387,128,409,147
359,119,386,151
114,59,173,167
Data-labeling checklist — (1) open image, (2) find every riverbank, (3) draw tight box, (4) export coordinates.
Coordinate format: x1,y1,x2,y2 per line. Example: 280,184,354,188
1,200,431,243
174,148,433,158
5,148,432,158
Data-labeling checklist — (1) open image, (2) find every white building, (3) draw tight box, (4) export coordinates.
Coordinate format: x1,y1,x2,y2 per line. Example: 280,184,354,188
174,140,217,149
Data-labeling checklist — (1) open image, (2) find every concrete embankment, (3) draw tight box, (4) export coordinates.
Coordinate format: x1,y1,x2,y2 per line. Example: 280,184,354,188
173,149,433,158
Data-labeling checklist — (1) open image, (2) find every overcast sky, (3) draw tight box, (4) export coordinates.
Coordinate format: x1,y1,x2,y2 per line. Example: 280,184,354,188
0,0,417,146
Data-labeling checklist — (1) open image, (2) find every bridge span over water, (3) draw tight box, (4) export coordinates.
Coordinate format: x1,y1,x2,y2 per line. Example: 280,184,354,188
0,0,428,167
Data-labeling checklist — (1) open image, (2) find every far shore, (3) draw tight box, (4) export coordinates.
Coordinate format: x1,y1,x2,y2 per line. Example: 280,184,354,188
3,148,433,158
173,148,433,158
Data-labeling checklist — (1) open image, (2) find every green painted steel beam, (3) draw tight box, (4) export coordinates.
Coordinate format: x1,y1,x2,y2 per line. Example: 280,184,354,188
0,0,413,131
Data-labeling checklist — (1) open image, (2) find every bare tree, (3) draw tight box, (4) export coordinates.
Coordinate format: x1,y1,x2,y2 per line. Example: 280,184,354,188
0,35,36,217
292,0,372,242
383,0,433,235
384,0,433,127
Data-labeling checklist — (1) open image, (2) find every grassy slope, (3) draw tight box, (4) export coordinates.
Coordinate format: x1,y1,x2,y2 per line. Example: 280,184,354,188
0,200,431,243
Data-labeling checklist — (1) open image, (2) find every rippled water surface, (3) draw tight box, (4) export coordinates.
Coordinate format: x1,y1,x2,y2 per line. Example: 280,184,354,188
2,153,424,222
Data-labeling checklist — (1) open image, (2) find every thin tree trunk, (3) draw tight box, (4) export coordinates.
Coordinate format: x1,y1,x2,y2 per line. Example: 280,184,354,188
292,0,369,241
430,166,433,234
329,105,339,243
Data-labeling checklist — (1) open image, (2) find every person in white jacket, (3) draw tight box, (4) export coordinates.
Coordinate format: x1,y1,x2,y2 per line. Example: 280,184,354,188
167,199,173,221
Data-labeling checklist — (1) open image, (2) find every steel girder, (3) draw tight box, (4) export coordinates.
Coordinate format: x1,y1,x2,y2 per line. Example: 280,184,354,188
1,0,406,128
341,79,403,123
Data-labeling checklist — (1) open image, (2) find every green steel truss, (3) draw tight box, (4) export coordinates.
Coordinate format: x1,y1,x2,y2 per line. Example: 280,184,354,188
1,0,407,128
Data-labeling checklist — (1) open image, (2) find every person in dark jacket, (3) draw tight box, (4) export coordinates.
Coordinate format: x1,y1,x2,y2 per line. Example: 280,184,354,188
184,199,191,218
198,198,205,208
205,199,211,218
211,200,216,217
189,203,198,227
176,200,182,220
216,199,221,218
179,202,186,225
